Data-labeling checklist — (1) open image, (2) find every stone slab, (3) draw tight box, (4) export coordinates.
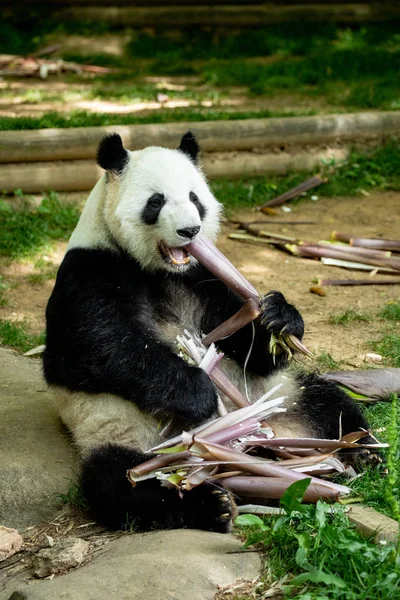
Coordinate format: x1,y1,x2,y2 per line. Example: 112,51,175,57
0,347,78,530
5,530,260,600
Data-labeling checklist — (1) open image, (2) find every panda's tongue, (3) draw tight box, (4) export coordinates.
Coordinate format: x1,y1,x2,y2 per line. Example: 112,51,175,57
169,247,190,265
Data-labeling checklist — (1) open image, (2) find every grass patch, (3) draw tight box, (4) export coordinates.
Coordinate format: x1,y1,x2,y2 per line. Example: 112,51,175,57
316,352,342,371
58,481,87,511
237,479,399,599
0,319,45,353
0,107,318,131
371,334,400,368
351,395,400,519
381,302,400,322
0,191,79,259
330,309,372,326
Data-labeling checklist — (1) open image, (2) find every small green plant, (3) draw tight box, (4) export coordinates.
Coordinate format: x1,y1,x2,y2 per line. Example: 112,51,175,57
236,480,400,599
58,481,87,510
0,319,45,353
330,309,372,326
316,351,342,371
380,302,400,322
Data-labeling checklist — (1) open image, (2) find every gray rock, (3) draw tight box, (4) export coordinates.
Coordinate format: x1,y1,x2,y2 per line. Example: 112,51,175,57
6,530,260,600
0,347,78,530
0,526,23,562
32,538,90,578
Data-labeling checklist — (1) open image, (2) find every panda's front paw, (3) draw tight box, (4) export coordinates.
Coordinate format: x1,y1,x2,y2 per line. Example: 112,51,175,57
174,368,218,424
260,290,304,339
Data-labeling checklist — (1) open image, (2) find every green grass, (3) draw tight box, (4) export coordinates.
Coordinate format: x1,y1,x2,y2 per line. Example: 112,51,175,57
0,107,318,131
58,481,87,511
330,309,372,326
371,334,400,368
212,142,400,212
0,319,45,353
316,352,343,371
0,191,79,259
237,480,399,600
351,395,400,519
381,302,400,322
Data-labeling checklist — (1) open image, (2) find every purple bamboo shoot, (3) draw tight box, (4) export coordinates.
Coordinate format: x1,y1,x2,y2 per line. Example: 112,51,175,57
202,298,261,346
186,234,259,302
222,475,339,503
287,243,400,272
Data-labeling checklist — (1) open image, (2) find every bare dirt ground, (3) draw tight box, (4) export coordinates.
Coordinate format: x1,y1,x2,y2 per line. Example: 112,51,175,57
1,191,399,364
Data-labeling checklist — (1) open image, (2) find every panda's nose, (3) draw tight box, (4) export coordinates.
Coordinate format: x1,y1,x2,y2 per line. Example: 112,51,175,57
176,226,200,239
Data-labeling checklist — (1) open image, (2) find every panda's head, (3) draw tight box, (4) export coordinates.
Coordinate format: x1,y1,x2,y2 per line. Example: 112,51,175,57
97,132,222,273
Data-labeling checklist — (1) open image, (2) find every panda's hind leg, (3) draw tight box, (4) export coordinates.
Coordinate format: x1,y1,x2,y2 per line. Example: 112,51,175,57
80,444,235,532
266,371,378,467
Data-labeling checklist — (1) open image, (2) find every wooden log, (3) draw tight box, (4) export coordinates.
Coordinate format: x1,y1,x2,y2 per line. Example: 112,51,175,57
0,148,348,193
1,112,399,164
7,4,399,27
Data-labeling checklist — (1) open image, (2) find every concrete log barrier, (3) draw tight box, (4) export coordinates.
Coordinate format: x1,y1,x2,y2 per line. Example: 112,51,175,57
0,148,348,193
0,112,398,165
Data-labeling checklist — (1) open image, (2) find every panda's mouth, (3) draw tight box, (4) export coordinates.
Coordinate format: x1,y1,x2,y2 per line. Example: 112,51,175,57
158,242,190,266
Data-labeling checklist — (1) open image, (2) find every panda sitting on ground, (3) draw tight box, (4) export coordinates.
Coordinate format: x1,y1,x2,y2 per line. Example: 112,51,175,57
44,132,372,532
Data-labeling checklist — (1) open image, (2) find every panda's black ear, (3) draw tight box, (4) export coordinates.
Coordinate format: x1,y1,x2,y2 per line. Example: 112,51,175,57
97,133,129,174
178,131,200,164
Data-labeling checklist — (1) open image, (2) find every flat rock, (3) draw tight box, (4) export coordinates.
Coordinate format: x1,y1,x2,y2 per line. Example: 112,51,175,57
0,347,78,530
5,530,261,600
32,538,90,578
0,526,23,562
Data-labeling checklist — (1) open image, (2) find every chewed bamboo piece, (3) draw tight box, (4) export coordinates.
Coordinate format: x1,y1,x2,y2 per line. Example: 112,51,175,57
186,234,312,360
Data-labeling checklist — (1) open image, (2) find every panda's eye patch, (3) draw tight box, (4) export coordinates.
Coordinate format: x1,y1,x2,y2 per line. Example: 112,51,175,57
141,193,166,225
189,191,206,220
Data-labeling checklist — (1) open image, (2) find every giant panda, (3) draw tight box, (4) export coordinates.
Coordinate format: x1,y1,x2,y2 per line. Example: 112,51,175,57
43,132,372,532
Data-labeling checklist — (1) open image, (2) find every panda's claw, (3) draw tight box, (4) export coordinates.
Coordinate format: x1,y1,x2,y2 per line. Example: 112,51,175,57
260,290,304,340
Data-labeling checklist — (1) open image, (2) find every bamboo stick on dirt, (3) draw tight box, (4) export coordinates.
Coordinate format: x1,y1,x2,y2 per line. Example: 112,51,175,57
316,278,400,286
332,232,400,251
287,243,400,272
258,175,326,211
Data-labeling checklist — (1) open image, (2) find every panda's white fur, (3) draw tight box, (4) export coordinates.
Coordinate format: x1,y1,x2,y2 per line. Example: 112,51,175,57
68,146,221,272
43,132,371,531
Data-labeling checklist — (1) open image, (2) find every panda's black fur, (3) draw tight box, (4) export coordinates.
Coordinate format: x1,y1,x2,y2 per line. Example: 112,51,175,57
43,132,372,532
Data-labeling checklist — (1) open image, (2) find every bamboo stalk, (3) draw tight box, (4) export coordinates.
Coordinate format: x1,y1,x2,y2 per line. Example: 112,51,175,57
222,475,339,503
332,232,400,251
127,450,191,484
187,234,259,302
317,278,400,286
258,175,326,211
351,237,400,252
202,298,260,346
287,243,400,271
198,440,351,494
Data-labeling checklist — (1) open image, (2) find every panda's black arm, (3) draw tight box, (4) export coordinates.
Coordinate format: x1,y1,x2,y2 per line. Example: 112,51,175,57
190,268,304,376
43,250,218,424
